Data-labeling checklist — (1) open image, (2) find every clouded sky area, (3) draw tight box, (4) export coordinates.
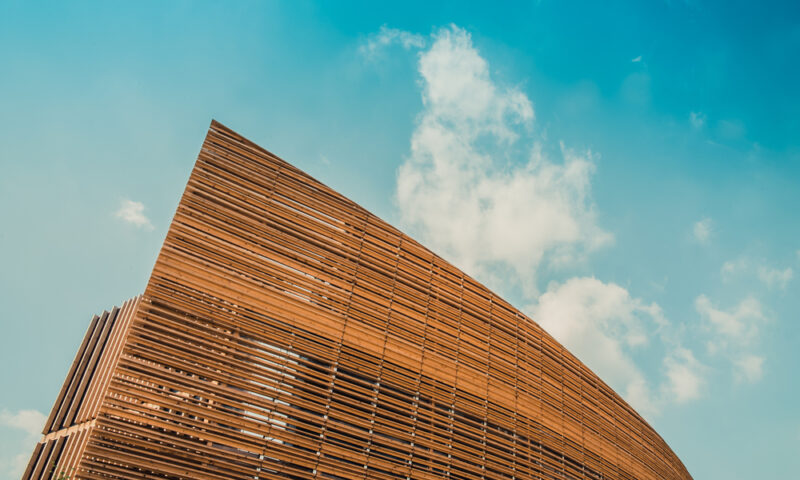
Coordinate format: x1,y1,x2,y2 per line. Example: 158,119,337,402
1,1,798,479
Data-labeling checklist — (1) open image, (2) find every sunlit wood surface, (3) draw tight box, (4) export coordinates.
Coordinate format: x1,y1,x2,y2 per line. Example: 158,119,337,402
25,121,691,479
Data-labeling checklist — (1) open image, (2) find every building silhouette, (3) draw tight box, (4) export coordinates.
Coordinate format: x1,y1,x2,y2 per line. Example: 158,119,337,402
24,121,692,480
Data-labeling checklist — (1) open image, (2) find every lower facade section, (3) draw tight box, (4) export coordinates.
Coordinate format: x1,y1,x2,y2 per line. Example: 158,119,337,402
24,297,140,480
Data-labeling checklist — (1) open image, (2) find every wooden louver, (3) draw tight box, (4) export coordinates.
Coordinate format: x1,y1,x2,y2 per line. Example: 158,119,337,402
24,121,692,480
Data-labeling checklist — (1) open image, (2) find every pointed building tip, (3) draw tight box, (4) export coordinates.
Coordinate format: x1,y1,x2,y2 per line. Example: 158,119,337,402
209,119,235,135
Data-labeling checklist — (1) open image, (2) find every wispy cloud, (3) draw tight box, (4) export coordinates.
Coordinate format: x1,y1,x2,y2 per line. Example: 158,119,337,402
721,257,747,281
115,199,153,230
721,256,793,289
692,217,712,244
359,25,426,60
663,347,706,403
0,408,46,479
695,294,768,383
690,111,706,130
631,55,643,63
696,294,764,340
0,408,45,437
734,354,765,384
757,265,793,290
717,119,745,140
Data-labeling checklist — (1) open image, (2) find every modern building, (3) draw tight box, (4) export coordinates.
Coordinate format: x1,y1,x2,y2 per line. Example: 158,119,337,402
24,121,692,480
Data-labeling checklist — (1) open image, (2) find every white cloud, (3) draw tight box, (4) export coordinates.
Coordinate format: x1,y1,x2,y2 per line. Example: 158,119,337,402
721,257,747,281
690,111,706,129
115,199,153,230
631,55,643,63
721,257,793,289
0,408,46,437
0,408,46,479
380,25,705,416
663,348,705,403
531,277,676,416
692,217,712,244
0,453,31,480
696,294,764,341
396,25,611,293
696,294,768,383
359,25,426,60
757,265,793,290
734,354,764,383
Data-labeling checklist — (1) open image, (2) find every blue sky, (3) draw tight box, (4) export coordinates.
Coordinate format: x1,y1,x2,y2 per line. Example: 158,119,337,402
1,1,798,478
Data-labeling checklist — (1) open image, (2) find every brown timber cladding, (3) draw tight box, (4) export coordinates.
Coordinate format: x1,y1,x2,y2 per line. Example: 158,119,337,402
26,121,692,480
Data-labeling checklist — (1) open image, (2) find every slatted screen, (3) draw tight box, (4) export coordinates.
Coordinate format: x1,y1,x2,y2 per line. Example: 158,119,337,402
27,121,692,480
24,297,141,480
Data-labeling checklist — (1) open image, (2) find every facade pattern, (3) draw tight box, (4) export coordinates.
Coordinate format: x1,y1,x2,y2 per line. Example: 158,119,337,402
24,121,692,480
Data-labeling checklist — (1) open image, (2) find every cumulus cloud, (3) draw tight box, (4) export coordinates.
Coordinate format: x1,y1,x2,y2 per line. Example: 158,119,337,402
757,265,793,290
360,25,426,60
396,25,611,293
692,217,712,244
530,277,695,416
696,294,768,382
115,199,153,230
0,408,46,478
374,24,706,416
690,111,706,130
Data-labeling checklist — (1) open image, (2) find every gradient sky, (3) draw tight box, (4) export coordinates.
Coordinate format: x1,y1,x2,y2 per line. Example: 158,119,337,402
1,1,799,479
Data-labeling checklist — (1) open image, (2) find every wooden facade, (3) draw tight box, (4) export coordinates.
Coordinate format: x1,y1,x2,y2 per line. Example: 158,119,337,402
24,121,692,479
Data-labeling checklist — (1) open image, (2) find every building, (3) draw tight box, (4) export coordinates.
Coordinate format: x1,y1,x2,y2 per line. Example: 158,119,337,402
24,121,692,480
